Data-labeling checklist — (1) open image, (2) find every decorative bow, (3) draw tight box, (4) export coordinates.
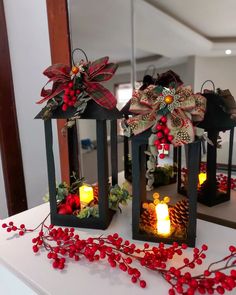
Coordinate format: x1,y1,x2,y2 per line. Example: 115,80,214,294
124,84,206,147
37,56,118,111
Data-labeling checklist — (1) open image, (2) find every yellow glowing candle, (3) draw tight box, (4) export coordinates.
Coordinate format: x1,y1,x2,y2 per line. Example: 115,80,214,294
156,203,171,237
79,185,94,206
198,173,207,186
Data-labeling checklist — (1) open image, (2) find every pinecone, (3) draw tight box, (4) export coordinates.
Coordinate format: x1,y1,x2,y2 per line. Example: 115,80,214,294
169,199,189,228
139,203,157,234
92,184,99,205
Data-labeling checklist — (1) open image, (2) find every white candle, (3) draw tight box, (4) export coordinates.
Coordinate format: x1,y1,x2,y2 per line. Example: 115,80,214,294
156,203,171,237
79,185,94,205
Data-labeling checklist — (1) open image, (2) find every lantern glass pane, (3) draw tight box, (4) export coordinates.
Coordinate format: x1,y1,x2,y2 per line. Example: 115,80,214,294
138,147,190,242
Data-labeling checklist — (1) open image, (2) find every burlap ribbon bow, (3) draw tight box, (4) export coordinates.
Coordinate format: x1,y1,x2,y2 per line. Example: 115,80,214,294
124,84,206,146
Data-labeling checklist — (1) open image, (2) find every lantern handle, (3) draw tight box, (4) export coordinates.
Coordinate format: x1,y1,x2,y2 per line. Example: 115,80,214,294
201,80,215,93
72,48,89,66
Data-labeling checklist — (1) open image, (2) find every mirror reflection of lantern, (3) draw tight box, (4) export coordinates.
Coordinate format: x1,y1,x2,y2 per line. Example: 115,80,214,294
198,172,207,186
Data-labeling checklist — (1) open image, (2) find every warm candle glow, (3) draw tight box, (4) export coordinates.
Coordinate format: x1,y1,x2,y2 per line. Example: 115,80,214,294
79,185,94,204
156,203,171,237
198,173,207,186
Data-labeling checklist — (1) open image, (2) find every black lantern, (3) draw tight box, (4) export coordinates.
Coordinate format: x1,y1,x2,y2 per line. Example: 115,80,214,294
196,91,236,206
131,130,200,247
121,102,177,187
36,100,122,229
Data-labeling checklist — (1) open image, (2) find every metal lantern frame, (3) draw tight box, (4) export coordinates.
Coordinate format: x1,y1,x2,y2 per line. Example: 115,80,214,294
131,130,200,247
36,100,122,229
196,92,236,207
197,128,234,207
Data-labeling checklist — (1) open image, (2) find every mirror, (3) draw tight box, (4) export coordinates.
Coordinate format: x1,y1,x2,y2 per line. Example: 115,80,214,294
133,0,236,228
68,0,236,227
68,0,133,183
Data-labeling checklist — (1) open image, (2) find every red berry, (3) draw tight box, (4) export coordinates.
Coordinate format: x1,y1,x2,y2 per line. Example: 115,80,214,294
62,104,68,111
161,116,167,123
229,245,235,252
144,243,149,249
33,245,39,253
52,261,59,269
184,258,189,264
204,270,211,277
168,135,174,142
19,231,24,236
2,223,7,228
157,132,163,138
154,139,160,146
68,82,73,88
196,259,202,265
9,221,13,226
158,144,163,150
131,276,137,283
202,244,208,251
7,228,11,232
161,138,166,143
70,90,75,96
169,289,175,295
140,280,146,288
76,89,81,95
68,101,74,106
159,153,165,159
156,124,163,131
164,128,170,134
216,286,225,294
164,144,170,150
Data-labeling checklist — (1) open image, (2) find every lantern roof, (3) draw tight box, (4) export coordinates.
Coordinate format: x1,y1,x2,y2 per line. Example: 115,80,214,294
35,100,123,120
198,92,236,131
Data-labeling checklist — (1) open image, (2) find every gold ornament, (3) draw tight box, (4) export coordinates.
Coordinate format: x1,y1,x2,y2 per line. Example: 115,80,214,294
164,95,174,104
72,66,79,74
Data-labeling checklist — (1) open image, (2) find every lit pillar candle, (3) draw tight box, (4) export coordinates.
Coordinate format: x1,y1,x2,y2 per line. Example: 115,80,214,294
198,173,207,186
156,203,171,237
79,185,94,208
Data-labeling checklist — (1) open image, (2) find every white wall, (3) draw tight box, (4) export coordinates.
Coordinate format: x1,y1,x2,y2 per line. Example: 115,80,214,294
3,0,60,211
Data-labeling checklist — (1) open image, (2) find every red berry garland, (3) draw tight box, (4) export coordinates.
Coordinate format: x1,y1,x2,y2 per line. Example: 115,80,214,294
154,116,173,159
2,218,236,294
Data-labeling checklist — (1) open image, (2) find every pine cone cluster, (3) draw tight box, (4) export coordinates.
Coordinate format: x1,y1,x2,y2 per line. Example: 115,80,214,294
139,203,157,234
169,199,189,228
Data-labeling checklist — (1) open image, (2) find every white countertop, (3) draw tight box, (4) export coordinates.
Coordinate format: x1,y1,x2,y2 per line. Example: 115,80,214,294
0,201,236,295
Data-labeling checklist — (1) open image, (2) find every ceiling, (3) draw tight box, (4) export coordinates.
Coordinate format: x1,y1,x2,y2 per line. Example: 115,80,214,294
69,0,236,67
146,0,236,38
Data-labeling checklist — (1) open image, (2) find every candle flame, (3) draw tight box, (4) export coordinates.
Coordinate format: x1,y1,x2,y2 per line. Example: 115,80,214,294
198,173,207,186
